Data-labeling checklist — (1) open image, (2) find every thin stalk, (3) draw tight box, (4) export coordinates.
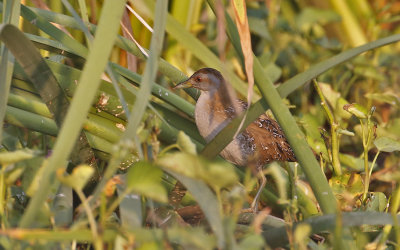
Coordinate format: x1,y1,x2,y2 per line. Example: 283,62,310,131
329,0,367,47
284,163,295,200
362,146,370,202
377,224,393,250
0,228,118,242
105,190,127,219
319,153,324,172
313,79,341,176
75,189,103,250
158,144,180,156
99,192,107,230
330,123,341,175
369,151,380,178
391,185,400,246
360,118,368,201
362,118,375,202
0,166,5,225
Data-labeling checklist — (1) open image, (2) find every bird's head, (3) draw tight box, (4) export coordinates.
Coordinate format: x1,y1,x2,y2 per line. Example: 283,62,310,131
174,68,224,92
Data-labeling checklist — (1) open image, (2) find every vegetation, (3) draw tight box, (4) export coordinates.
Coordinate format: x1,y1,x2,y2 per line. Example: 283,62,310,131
1,0,400,249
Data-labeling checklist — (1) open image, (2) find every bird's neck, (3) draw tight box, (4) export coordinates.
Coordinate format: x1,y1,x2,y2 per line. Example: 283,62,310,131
195,86,243,142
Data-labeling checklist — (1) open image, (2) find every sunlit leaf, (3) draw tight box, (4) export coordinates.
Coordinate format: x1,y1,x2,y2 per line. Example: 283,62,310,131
56,165,94,191
0,149,38,165
336,97,352,120
177,131,197,154
294,223,312,247
207,161,239,191
343,103,368,119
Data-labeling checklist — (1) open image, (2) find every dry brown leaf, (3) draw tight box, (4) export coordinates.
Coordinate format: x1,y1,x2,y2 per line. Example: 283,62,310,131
231,0,254,136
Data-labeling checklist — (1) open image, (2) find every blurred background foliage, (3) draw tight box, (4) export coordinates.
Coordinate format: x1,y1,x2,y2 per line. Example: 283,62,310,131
1,0,400,249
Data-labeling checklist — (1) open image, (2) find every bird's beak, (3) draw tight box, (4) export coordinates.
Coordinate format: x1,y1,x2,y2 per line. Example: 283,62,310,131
173,79,192,89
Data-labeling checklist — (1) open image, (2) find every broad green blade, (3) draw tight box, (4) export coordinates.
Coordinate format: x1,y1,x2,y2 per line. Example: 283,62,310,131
0,24,98,168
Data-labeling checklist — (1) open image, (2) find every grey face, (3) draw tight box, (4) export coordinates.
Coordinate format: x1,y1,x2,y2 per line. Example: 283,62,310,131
174,68,224,92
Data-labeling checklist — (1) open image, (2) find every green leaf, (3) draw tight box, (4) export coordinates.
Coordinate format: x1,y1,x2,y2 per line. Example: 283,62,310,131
365,92,400,106
177,131,197,154
365,192,387,212
237,233,265,250
126,161,167,203
157,152,238,190
296,7,341,30
339,154,364,171
163,171,225,248
248,17,271,40
374,137,400,152
167,226,216,249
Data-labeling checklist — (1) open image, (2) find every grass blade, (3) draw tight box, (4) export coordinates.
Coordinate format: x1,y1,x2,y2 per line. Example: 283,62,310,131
19,0,126,227
0,0,20,142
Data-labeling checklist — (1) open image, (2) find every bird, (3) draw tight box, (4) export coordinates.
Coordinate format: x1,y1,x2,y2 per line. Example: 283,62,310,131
174,68,296,212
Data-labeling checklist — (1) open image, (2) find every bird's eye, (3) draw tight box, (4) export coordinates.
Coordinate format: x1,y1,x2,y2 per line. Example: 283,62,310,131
195,76,201,82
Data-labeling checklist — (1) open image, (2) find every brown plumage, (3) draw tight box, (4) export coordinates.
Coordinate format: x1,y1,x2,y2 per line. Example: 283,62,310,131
174,68,296,211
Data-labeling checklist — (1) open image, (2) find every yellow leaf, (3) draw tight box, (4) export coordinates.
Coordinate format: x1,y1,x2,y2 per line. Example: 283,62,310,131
232,0,246,24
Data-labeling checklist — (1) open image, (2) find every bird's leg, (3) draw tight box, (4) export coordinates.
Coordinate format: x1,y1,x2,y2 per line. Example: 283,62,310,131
250,170,267,213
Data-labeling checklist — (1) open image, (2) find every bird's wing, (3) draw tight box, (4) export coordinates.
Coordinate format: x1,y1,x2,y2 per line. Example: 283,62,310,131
246,114,296,163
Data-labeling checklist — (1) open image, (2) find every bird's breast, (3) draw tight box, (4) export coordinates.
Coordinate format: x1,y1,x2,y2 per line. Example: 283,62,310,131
195,93,231,142
195,92,250,166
